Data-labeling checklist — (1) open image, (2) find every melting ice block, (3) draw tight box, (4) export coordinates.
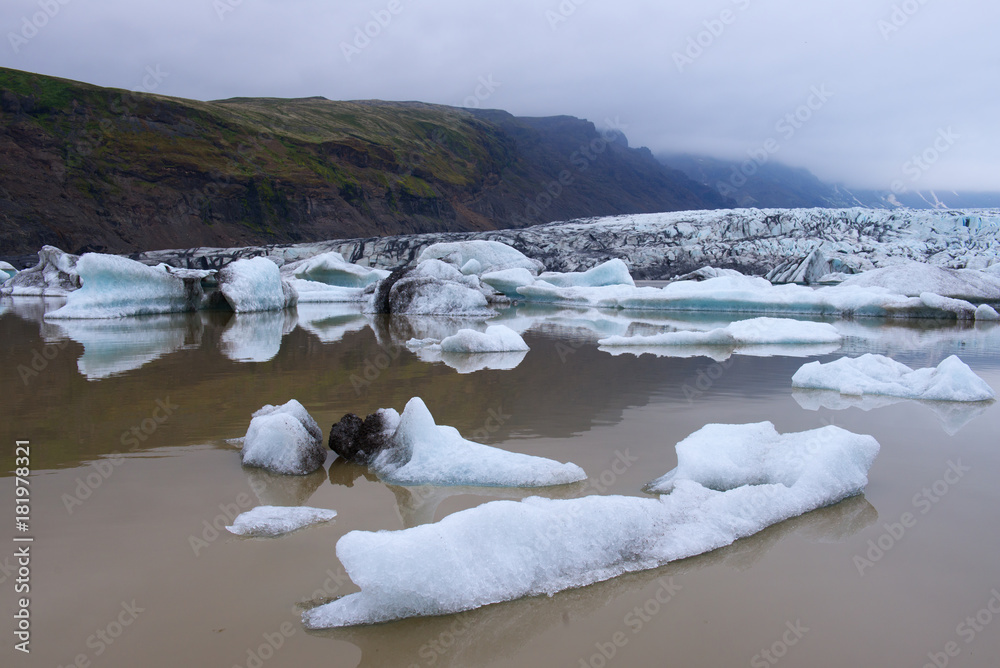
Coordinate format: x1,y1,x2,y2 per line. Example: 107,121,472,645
46,254,210,319
418,240,544,275
225,505,337,537
598,317,842,348
241,400,327,475
792,354,996,402
218,257,297,313
283,251,388,288
339,397,586,487
517,273,980,319
538,259,635,288
438,325,530,353
303,421,878,628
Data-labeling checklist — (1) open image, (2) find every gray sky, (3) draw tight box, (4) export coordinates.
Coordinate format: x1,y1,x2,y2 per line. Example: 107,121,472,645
3,0,998,191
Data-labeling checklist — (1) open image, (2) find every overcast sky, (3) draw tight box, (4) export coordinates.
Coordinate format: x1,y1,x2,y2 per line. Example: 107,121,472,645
2,0,998,191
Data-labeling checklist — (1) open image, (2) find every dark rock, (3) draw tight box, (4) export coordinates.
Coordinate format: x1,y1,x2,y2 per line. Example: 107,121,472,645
328,412,394,464
372,266,412,314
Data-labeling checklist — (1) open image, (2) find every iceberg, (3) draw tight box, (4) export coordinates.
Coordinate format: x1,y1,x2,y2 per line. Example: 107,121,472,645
331,397,586,487
791,354,997,402
839,262,1000,301
302,421,878,627
0,261,17,283
438,325,530,353
538,259,635,288
598,317,842,348
976,304,1000,321
367,260,496,316
285,278,366,303
45,254,211,319
417,240,544,275
481,268,537,299
217,257,297,313
241,400,327,475
225,505,337,537
0,246,80,296
282,251,388,288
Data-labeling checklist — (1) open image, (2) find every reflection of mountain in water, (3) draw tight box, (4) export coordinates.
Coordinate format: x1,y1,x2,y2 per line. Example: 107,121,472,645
306,495,877,668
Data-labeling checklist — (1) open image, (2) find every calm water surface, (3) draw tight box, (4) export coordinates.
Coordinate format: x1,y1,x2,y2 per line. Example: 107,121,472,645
1,297,999,668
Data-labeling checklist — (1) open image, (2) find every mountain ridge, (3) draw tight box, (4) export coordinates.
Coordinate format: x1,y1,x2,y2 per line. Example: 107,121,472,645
0,67,730,257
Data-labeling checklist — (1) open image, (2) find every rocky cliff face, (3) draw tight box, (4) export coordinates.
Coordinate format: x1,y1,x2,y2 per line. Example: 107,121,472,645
0,67,730,262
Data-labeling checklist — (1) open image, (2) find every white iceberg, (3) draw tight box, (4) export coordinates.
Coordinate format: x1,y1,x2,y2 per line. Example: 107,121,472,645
0,246,80,296
225,505,337,537
976,304,1000,321
439,325,530,353
791,354,996,402
517,273,980,320
598,317,842,348
364,398,586,487
839,262,1000,301
481,268,537,299
218,257,297,313
283,251,388,288
367,260,496,316
241,400,327,475
538,259,635,288
286,278,366,303
45,254,211,319
303,421,878,627
417,240,543,275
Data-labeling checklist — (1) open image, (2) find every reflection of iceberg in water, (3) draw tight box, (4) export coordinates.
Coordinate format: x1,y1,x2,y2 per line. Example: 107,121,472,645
792,389,994,436
295,303,370,344
408,345,528,374
305,495,876,668
46,312,202,380
220,310,298,363
244,465,327,507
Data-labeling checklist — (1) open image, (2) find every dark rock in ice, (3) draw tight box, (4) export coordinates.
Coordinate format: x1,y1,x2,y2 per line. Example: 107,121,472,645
372,266,413,314
329,412,394,465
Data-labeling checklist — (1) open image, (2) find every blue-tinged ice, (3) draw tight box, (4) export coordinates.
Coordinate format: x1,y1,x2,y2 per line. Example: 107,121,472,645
241,400,327,475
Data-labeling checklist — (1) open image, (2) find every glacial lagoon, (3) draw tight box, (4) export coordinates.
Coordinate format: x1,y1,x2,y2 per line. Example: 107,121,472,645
2,298,1000,667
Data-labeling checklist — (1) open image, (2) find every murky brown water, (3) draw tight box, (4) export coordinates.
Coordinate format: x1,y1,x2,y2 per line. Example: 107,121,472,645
2,298,1000,668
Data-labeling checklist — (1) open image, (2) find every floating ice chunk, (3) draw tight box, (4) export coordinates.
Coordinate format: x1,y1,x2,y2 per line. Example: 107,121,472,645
599,317,841,348
225,505,337,537
481,268,537,298
360,398,586,487
439,325,530,353
0,246,80,296
286,278,366,303
242,400,327,475
792,354,996,402
517,274,980,320
303,421,877,627
538,259,635,288
0,261,17,283
44,254,208,319
218,257,297,313
417,240,544,275
671,266,748,282
284,252,388,288
368,260,495,316
976,304,1000,321
460,258,483,275
840,262,1000,301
